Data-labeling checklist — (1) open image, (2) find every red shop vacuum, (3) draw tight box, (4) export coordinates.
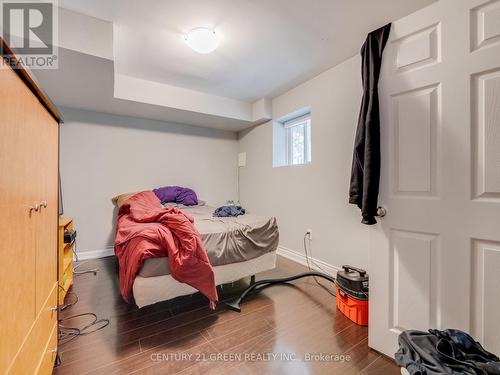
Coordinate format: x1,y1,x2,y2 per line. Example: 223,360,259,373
335,265,369,326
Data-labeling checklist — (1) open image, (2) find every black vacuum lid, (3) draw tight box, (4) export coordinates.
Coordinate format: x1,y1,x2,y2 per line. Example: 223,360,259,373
336,265,369,300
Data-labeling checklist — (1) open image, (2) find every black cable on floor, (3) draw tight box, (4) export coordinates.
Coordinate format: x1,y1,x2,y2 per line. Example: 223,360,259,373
58,284,79,311
56,260,110,365
303,233,336,297
58,312,110,345
70,238,100,276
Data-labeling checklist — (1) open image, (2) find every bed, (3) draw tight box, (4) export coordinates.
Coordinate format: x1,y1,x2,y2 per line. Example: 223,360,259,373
114,194,279,308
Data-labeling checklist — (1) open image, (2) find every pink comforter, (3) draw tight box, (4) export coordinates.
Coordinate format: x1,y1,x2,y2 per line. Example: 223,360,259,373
114,191,218,308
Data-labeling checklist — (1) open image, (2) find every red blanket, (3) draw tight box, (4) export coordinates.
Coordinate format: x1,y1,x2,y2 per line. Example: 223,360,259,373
114,191,218,308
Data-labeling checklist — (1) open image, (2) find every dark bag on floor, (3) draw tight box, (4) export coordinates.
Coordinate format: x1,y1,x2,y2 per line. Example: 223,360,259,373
395,329,500,375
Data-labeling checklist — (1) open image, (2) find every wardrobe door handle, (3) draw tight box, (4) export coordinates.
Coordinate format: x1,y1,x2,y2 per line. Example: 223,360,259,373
29,203,40,214
39,201,48,210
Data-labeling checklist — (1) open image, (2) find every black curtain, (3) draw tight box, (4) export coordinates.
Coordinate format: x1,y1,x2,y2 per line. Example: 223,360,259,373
349,23,392,225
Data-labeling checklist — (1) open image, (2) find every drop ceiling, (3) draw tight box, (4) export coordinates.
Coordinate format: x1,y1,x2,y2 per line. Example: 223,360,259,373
33,0,437,131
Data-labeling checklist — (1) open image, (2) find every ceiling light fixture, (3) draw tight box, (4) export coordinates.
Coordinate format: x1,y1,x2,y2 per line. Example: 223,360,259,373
184,27,219,54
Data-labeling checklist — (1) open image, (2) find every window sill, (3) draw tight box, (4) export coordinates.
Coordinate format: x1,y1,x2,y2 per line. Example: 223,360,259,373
272,161,312,169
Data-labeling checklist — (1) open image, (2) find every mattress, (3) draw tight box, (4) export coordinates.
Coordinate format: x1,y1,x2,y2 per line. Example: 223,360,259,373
138,205,279,278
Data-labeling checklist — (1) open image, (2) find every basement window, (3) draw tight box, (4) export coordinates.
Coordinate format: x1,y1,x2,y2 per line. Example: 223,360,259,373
273,109,312,167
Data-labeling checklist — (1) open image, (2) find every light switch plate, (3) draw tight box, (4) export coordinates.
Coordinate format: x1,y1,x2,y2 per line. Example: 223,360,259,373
238,152,247,167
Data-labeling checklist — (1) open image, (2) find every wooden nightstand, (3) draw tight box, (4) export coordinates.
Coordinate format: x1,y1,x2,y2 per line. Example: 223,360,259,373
58,217,74,304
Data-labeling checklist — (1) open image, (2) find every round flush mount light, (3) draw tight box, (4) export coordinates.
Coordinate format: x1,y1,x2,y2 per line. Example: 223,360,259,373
184,27,219,54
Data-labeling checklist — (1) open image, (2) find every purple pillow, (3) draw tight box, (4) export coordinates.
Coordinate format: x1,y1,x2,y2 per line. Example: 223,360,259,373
153,186,178,203
153,186,198,206
175,188,198,206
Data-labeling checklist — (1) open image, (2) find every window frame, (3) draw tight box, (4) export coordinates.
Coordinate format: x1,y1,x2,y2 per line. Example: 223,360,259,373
283,113,311,166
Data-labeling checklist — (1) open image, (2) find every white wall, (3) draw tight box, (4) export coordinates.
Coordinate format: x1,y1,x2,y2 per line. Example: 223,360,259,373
60,107,238,255
238,55,371,271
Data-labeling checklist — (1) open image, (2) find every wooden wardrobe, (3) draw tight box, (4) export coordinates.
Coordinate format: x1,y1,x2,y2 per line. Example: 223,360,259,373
0,39,62,374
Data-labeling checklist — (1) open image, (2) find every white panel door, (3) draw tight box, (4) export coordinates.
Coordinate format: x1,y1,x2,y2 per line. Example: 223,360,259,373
370,0,500,357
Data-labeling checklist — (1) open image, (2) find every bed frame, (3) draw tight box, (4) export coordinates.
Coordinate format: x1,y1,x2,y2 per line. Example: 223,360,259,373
132,251,276,308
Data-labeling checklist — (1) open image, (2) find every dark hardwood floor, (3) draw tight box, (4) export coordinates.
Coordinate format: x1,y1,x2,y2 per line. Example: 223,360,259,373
53,256,400,375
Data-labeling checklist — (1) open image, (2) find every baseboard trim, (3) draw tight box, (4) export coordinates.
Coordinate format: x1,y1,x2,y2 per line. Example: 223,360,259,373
76,247,115,260
277,245,340,276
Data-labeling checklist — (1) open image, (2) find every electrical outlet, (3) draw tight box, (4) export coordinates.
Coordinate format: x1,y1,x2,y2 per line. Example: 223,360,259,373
306,229,312,240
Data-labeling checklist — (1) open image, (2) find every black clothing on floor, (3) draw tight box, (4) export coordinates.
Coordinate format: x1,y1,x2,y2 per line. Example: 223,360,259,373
349,23,391,225
395,329,500,374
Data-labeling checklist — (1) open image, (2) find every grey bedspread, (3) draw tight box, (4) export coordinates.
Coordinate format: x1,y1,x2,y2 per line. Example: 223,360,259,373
138,205,279,278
